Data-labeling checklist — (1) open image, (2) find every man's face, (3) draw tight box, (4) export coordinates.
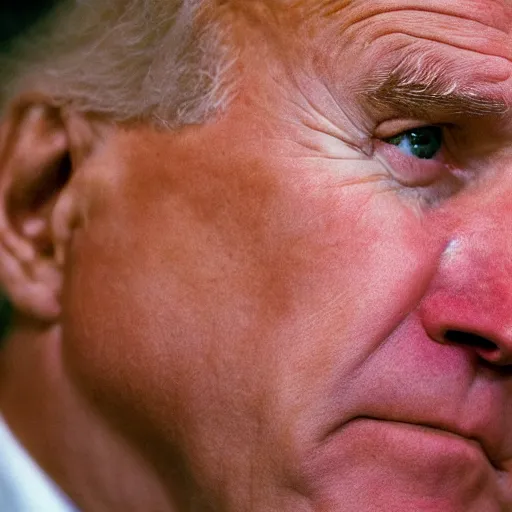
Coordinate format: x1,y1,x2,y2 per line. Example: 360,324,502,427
62,0,512,509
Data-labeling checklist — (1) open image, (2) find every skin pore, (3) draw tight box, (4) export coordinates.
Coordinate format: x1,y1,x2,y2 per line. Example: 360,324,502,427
0,0,512,511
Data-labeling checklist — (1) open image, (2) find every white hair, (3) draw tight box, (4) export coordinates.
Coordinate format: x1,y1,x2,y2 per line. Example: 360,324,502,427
0,0,238,127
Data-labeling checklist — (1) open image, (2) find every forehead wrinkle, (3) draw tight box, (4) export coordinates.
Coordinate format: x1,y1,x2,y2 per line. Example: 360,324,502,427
233,0,351,26
344,0,512,32
293,0,350,17
360,51,509,118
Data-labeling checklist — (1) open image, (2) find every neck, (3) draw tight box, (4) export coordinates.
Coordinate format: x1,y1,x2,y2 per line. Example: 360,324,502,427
0,323,175,512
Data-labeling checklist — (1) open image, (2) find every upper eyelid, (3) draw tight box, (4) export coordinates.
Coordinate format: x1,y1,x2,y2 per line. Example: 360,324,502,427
375,119,440,140
377,123,445,142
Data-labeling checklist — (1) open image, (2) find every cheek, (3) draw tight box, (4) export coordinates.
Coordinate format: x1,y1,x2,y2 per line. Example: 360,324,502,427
60,134,445,504
266,186,441,419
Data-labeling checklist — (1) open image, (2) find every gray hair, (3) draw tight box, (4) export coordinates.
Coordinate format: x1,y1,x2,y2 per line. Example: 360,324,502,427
0,0,238,127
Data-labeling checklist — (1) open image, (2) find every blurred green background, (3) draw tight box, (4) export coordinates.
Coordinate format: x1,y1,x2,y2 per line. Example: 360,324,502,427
0,0,58,50
0,0,58,341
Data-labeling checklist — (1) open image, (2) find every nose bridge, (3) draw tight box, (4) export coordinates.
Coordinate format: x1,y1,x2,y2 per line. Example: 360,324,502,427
443,224,512,312
419,184,512,365
444,175,512,277
463,203,510,268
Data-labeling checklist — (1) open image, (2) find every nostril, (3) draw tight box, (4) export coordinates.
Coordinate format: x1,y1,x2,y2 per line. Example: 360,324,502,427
444,330,498,353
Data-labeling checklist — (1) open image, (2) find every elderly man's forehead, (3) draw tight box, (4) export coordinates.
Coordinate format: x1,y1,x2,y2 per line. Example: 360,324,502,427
220,0,512,32
258,0,349,10
217,0,349,18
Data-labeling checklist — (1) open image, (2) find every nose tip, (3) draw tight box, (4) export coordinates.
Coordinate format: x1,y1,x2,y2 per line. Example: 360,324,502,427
419,230,512,368
420,293,512,367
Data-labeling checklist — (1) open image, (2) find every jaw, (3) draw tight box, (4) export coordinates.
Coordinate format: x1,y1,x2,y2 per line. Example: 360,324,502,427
0,324,177,512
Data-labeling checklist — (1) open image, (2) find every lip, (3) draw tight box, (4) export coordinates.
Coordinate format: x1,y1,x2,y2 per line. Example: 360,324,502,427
328,415,505,471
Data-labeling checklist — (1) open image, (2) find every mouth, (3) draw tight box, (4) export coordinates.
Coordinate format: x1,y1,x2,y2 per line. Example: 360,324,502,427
328,416,504,472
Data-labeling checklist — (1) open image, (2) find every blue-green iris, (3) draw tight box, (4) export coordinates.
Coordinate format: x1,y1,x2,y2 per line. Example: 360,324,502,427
386,126,443,160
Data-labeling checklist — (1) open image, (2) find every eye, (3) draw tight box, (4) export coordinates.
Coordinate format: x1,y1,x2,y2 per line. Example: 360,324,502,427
375,124,459,188
385,126,443,160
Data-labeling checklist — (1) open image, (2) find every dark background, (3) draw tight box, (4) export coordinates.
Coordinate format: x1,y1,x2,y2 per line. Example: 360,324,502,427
0,1,58,339
0,0,58,50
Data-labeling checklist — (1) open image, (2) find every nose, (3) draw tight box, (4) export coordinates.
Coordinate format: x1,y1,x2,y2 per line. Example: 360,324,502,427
420,218,512,367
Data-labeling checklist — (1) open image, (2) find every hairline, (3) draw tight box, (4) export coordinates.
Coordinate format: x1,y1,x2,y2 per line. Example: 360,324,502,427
0,0,240,128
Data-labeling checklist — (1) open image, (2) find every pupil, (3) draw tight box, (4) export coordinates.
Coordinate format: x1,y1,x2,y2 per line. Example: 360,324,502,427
408,127,442,159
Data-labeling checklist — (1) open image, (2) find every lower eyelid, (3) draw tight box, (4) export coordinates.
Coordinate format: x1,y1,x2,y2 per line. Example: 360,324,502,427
375,140,449,187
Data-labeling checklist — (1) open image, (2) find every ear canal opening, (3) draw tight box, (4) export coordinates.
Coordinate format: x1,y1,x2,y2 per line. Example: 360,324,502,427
29,152,73,212
7,148,72,214
7,149,73,259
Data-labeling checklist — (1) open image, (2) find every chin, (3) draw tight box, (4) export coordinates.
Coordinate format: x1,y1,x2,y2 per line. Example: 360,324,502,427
308,494,502,512
294,418,508,512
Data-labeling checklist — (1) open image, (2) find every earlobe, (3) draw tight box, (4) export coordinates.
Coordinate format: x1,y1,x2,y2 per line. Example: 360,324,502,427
0,98,87,322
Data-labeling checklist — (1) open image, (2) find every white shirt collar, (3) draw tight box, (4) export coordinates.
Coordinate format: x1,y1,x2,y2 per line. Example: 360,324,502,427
0,415,77,511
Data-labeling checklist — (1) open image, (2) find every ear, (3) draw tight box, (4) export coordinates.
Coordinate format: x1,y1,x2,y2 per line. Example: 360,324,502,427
0,96,94,323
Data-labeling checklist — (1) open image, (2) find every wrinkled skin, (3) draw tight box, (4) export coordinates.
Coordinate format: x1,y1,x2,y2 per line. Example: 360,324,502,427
2,0,512,511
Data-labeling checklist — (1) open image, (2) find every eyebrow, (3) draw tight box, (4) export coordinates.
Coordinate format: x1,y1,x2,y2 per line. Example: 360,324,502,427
360,56,509,119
